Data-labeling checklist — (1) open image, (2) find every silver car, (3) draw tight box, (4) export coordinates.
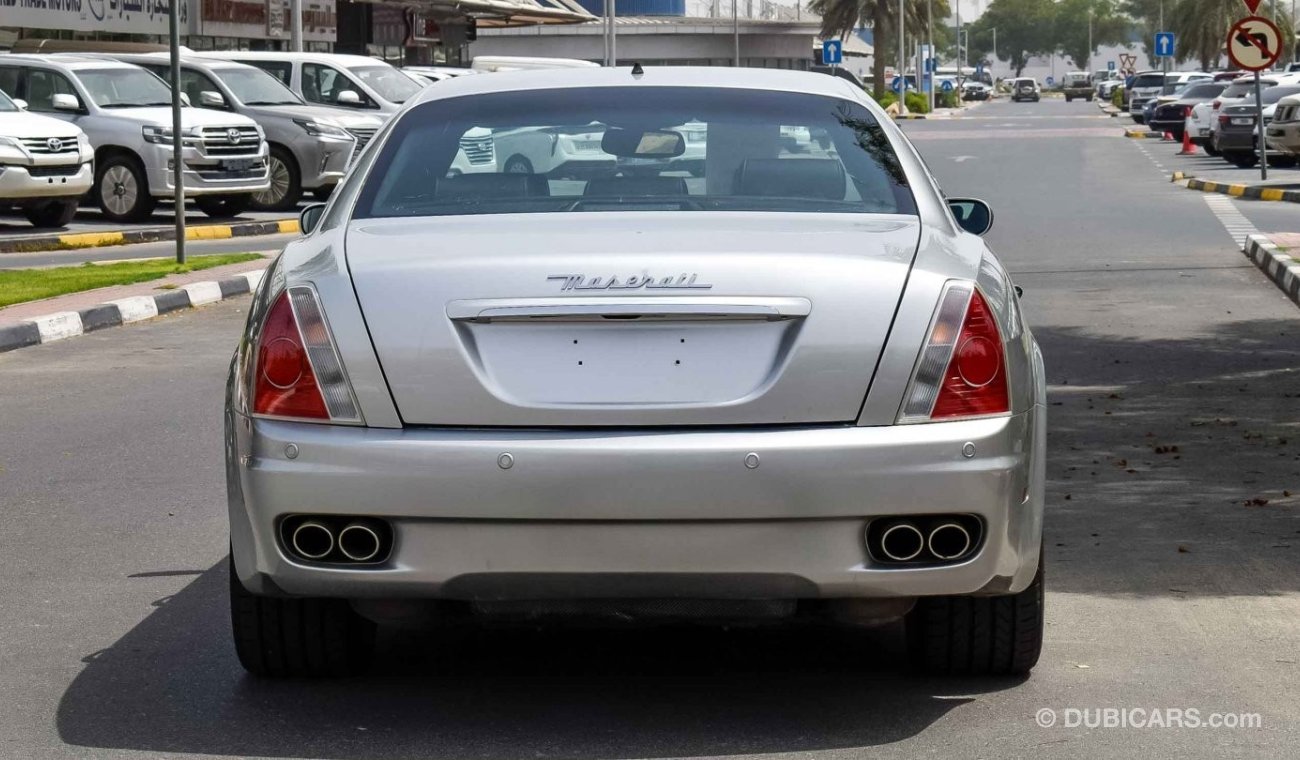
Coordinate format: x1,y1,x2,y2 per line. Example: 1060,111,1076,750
226,67,1047,678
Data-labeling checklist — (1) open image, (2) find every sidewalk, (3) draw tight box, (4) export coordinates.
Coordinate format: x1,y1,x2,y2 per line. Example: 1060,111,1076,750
0,255,272,353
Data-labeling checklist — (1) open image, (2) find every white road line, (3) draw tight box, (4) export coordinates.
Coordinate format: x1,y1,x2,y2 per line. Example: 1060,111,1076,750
1202,194,1261,248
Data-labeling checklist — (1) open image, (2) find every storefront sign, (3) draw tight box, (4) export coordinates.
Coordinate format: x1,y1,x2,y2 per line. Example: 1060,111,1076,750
0,0,192,34
199,0,336,41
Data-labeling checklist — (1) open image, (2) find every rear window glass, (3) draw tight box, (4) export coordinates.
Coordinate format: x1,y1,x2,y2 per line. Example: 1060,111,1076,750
1222,81,1275,98
1182,83,1225,99
1131,74,1165,88
1264,85,1300,104
354,87,917,219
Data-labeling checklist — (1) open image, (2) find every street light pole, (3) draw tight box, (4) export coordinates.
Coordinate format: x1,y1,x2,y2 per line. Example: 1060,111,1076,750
898,0,907,113
168,0,184,264
290,0,303,52
927,0,933,112
1087,10,1093,72
733,0,740,67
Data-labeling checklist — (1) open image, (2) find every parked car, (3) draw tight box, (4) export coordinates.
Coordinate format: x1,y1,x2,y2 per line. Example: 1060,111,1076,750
225,66,1046,679
1129,71,1211,123
1207,75,1282,148
0,55,269,222
961,82,991,101
1010,77,1040,102
401,66,476,84
100,53,382,210
1265,93,1300,156
494,124,613,178
198,52,423,118
1149,82,1225,139
0,86,94,227
1062,72,1093,101
1097,78,1122,100
1214,84,1300,167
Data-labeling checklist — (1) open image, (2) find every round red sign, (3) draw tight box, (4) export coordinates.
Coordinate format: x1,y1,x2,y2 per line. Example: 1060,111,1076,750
1227,16,1283,72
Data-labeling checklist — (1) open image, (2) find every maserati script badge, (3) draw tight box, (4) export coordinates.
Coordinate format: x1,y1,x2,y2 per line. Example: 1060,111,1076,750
547,273,713,291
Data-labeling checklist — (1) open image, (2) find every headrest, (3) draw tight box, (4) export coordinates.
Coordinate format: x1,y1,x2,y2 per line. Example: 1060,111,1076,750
584,176,689,196
735,159,846,200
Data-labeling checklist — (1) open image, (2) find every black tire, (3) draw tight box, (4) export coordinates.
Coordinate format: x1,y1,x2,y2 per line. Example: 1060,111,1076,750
23,198,79,228
503,155,534,174
1204,142,1221,157
1131,115,1144,124
251,146,303,212
312,186,335,202
1270,155,1298,168
1226,152,1259,168
195,193,253,219
229,555,375,677
906,553,1044,676
96,154,155,223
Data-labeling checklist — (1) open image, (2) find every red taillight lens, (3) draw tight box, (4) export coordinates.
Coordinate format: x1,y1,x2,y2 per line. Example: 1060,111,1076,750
1212,100,1221,110
930,290,1009,419
1219,114,1230,126
253,290,330,419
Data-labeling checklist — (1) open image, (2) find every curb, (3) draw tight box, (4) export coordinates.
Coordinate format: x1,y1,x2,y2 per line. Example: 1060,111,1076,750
1124,129,1165,139
0,268,265,354
1179,177,1300,203
0,218,298,254
893,113,928,120
1243,235,1300,308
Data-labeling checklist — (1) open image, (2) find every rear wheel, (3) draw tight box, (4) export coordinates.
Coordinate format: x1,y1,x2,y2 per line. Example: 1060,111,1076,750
1227,152,1259,168
906,553,1044,676
195,193,252,219
1270,155,1298,168
503,155,534,174
23,198,79,228
96,154,155,223
251,146,302,211
1204,141,1221,157
229,555,375,677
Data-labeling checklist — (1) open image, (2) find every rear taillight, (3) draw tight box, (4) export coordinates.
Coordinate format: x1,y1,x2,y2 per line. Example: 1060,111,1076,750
1219,114,1230,126
898,282,1010,423
252,287,360,423
1212,100,1221,110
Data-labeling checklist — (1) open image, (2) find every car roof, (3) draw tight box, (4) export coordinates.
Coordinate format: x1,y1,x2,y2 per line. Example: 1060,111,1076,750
195,51,386,68
0,53,140,71
77,52,253,71
405,66,864,108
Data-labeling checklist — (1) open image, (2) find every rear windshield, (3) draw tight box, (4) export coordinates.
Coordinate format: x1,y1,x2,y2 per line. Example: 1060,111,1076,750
1182,83,1225,99
1131,74,1165,88
1223,81,1276,98
354,87,917,219
1264,85,1300,104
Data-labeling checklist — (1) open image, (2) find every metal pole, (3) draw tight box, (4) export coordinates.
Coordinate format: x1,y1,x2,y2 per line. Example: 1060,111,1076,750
168,0,185,264
610,0,617,65
898,0,906,113
603,0,609,66
956,0,962,70
1255,71,1268,181
290,0,303,52
733,0,739,67
1087,11,1092,72
927,0,934,112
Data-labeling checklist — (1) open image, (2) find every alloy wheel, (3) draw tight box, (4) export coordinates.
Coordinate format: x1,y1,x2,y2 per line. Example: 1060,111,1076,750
254,155,291,207
102,165,138,217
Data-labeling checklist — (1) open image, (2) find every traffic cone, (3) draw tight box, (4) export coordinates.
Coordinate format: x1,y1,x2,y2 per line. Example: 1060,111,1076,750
1178,129,1198,156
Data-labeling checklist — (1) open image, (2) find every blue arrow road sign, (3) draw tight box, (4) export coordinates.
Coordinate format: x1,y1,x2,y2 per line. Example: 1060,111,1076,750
822,40,842,65
1108,60,1116,71
941,80,954,92
1155,31,1175,58
1045,76,1055,86
892,76,904,93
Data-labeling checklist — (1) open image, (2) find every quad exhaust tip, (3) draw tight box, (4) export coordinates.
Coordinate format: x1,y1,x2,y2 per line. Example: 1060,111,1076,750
338,522,382,562
927,522,973,560
868,515,981,564
879,522,926,562
290,520,335,560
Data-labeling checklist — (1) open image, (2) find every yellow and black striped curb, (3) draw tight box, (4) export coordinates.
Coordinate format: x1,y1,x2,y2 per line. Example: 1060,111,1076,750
1179,177,1300,203
1243,235,1300,309
1124,129,1165,139
893,113,928,120
0,218,299,254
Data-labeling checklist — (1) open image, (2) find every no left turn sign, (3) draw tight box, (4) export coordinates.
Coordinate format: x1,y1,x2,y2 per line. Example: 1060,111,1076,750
1227,15,1283,71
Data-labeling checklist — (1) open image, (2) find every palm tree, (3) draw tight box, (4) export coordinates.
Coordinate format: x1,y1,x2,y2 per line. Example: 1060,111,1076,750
810,0,951,99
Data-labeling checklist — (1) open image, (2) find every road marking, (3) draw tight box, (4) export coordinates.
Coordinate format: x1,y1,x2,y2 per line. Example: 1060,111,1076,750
1203,194,1262,248
951,155,977,162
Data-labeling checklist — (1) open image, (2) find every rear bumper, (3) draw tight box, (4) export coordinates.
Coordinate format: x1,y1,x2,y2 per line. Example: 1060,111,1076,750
1266,123,1300,153
228,409,1046,602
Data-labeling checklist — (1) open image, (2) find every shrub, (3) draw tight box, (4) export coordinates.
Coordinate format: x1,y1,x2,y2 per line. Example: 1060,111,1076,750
1111,85,1125,108
904,91,930,113
937,91,960,109
876,91,899,110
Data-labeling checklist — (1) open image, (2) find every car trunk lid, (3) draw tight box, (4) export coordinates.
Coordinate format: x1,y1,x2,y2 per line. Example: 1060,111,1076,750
346,212,920,427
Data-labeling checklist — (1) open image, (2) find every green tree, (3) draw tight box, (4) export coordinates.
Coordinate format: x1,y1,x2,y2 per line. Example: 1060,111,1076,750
1170,0,1293,70
973,0,1060,76
1054,0,1133,70
811,0,952,99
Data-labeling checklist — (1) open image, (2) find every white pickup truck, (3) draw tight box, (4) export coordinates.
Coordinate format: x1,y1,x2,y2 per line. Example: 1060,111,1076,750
0,87,93,227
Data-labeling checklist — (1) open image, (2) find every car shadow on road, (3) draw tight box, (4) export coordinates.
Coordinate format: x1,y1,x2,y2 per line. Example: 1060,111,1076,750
56,562,1019,759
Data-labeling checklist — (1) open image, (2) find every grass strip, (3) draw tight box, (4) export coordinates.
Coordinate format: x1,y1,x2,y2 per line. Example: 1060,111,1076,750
0,253,263,309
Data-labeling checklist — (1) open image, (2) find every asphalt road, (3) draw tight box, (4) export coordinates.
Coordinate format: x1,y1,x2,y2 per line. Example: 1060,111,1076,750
1,97,1298,759
0,233,299,269
0,202,296,238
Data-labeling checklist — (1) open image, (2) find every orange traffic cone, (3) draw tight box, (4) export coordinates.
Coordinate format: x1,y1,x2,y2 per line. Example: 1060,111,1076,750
1178,129,1198,155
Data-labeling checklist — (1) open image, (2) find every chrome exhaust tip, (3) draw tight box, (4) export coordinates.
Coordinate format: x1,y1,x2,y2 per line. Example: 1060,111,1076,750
927,522,973,560
338,522,382,562
879,522,926,562
290,520,335,560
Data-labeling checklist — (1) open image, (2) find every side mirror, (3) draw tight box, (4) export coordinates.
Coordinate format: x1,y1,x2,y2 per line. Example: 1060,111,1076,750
51,93,80,111
948,198,994,236
199,90,225,108
13,98,27,110
299,202,327,235
336,90,362,106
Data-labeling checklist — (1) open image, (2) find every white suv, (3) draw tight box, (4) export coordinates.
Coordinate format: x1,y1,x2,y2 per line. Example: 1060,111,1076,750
0,55,270,222
0,87,94,227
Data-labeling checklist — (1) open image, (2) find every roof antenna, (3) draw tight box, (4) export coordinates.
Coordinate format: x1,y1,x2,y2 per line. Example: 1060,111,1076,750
631,62,644,78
